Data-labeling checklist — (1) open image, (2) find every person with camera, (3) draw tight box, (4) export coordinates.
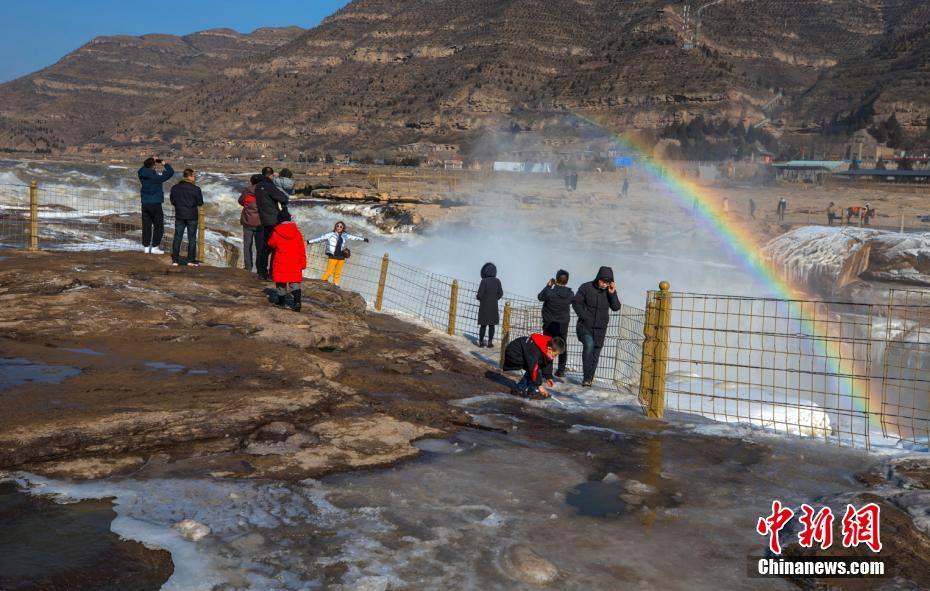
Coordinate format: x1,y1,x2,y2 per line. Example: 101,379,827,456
572,266,621,387
306,220,369,286
254,167,290,280
538,270,574,377
137,156,175,254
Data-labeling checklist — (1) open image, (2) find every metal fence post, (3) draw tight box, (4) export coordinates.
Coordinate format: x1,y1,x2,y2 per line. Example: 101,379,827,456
639,281,671,418
197,207,206,262
375,253,390,311
447,280,459,335
499,301,512,367
29,181,38,251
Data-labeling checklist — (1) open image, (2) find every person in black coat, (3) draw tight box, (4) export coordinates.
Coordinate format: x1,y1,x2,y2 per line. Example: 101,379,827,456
254,166,290,280
572,266,621,386
502,333,565,398
476,262,503,348
538,269,574,377
168,168,204,266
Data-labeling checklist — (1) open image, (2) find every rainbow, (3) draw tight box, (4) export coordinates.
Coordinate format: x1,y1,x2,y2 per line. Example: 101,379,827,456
571,112,880,431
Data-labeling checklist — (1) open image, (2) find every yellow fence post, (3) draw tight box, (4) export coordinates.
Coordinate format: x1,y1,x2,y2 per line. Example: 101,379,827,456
499,301,512,366
447,280,459,335
197,207,206,263
375,253,390,311
29,181,38,251
639,281,672,418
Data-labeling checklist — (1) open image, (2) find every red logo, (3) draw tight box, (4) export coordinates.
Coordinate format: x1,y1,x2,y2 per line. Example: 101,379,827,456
841,503,882,553
756,500,795,554
757,501,882,554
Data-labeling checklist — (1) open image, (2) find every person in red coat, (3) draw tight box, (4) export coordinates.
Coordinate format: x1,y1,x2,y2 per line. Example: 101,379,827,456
266,210,306,311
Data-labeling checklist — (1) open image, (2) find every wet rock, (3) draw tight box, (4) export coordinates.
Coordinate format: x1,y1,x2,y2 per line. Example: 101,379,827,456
624,479,657,496
175,519,210,541
384,361,412,375
502,544,559,585
254,421,297,443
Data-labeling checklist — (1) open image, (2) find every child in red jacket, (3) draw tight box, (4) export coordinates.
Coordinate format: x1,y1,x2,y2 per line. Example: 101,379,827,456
266,210,307,311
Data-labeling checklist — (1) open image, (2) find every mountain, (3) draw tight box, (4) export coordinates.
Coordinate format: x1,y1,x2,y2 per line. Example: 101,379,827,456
791,2,930,137
0,27,303,152
3,0,929,156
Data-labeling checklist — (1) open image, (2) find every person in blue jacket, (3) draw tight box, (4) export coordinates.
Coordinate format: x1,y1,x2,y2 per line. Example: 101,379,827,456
137,156,175,254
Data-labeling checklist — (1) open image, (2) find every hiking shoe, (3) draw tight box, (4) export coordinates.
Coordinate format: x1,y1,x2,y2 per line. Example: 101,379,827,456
188,260,200,267
581,379,593,387
555,369,567,378
144,246,152,254
171,262,179,267
150,247,165,255
478,339,485,348
486,341,494,348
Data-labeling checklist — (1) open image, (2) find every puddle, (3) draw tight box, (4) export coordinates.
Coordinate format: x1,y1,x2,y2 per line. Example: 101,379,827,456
61,347,105,356
144,362,209,376
144,361,185,373
413,438,460,454
566,481,628,517
318,346,344,353
0,358,80,391
0,481,170,590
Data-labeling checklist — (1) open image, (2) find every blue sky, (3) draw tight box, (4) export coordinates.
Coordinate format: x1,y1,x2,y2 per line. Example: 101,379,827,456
1,1,350,83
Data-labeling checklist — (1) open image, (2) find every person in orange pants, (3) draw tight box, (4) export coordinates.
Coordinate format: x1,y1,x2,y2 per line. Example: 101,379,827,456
306,221,369,285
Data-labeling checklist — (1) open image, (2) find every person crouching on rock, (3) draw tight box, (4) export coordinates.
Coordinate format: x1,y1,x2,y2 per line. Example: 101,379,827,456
267,210,306,311
306,221,369,286
502,333,565,399
476,262,503,348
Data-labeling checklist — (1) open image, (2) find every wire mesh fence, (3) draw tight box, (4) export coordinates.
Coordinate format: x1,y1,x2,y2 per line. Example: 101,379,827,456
8,181,930,449
655,291,877,447
881,289,930,446
0,182,238,267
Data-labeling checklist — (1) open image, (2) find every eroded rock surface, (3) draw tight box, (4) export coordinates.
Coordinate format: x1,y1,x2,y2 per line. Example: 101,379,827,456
0,250,504,480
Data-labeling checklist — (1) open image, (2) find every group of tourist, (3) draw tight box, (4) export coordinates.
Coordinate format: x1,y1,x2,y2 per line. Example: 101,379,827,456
480,264,621,398
138,157,618,399
136,158,369,312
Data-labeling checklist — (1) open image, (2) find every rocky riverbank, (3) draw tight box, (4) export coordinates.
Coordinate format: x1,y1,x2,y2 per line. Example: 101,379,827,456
0,250,505,481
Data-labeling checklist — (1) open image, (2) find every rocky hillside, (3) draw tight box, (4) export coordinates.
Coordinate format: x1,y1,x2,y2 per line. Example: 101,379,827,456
2,0,929,155
0,27,302,152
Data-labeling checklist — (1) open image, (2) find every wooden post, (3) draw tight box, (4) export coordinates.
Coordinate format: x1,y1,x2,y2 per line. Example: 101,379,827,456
197,207,206,262
28,181,38,251
901,213,905,234
447,280,459,335
375,253,389,311
499,301,512,367
639,281,672,418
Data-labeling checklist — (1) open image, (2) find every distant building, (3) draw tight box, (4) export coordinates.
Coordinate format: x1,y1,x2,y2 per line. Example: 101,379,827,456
845,129,894,166
773,160,848,183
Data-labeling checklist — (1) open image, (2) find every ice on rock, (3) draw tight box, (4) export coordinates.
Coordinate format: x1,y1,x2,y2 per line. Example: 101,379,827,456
175,519,211,541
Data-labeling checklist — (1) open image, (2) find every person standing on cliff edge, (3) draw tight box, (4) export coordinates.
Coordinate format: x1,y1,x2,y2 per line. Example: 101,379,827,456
254,167,290,280
137,156,174,254
572,266,621,387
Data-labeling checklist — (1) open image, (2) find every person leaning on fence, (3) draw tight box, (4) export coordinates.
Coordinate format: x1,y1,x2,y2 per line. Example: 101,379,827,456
254,167,290,280
239,174,264,273
306,221,369,286
168,168,204,267
476,262,503,348
572,266,621,387
266,209,306,311
502,333,565,399
538,269,574,378
137,156,175,254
